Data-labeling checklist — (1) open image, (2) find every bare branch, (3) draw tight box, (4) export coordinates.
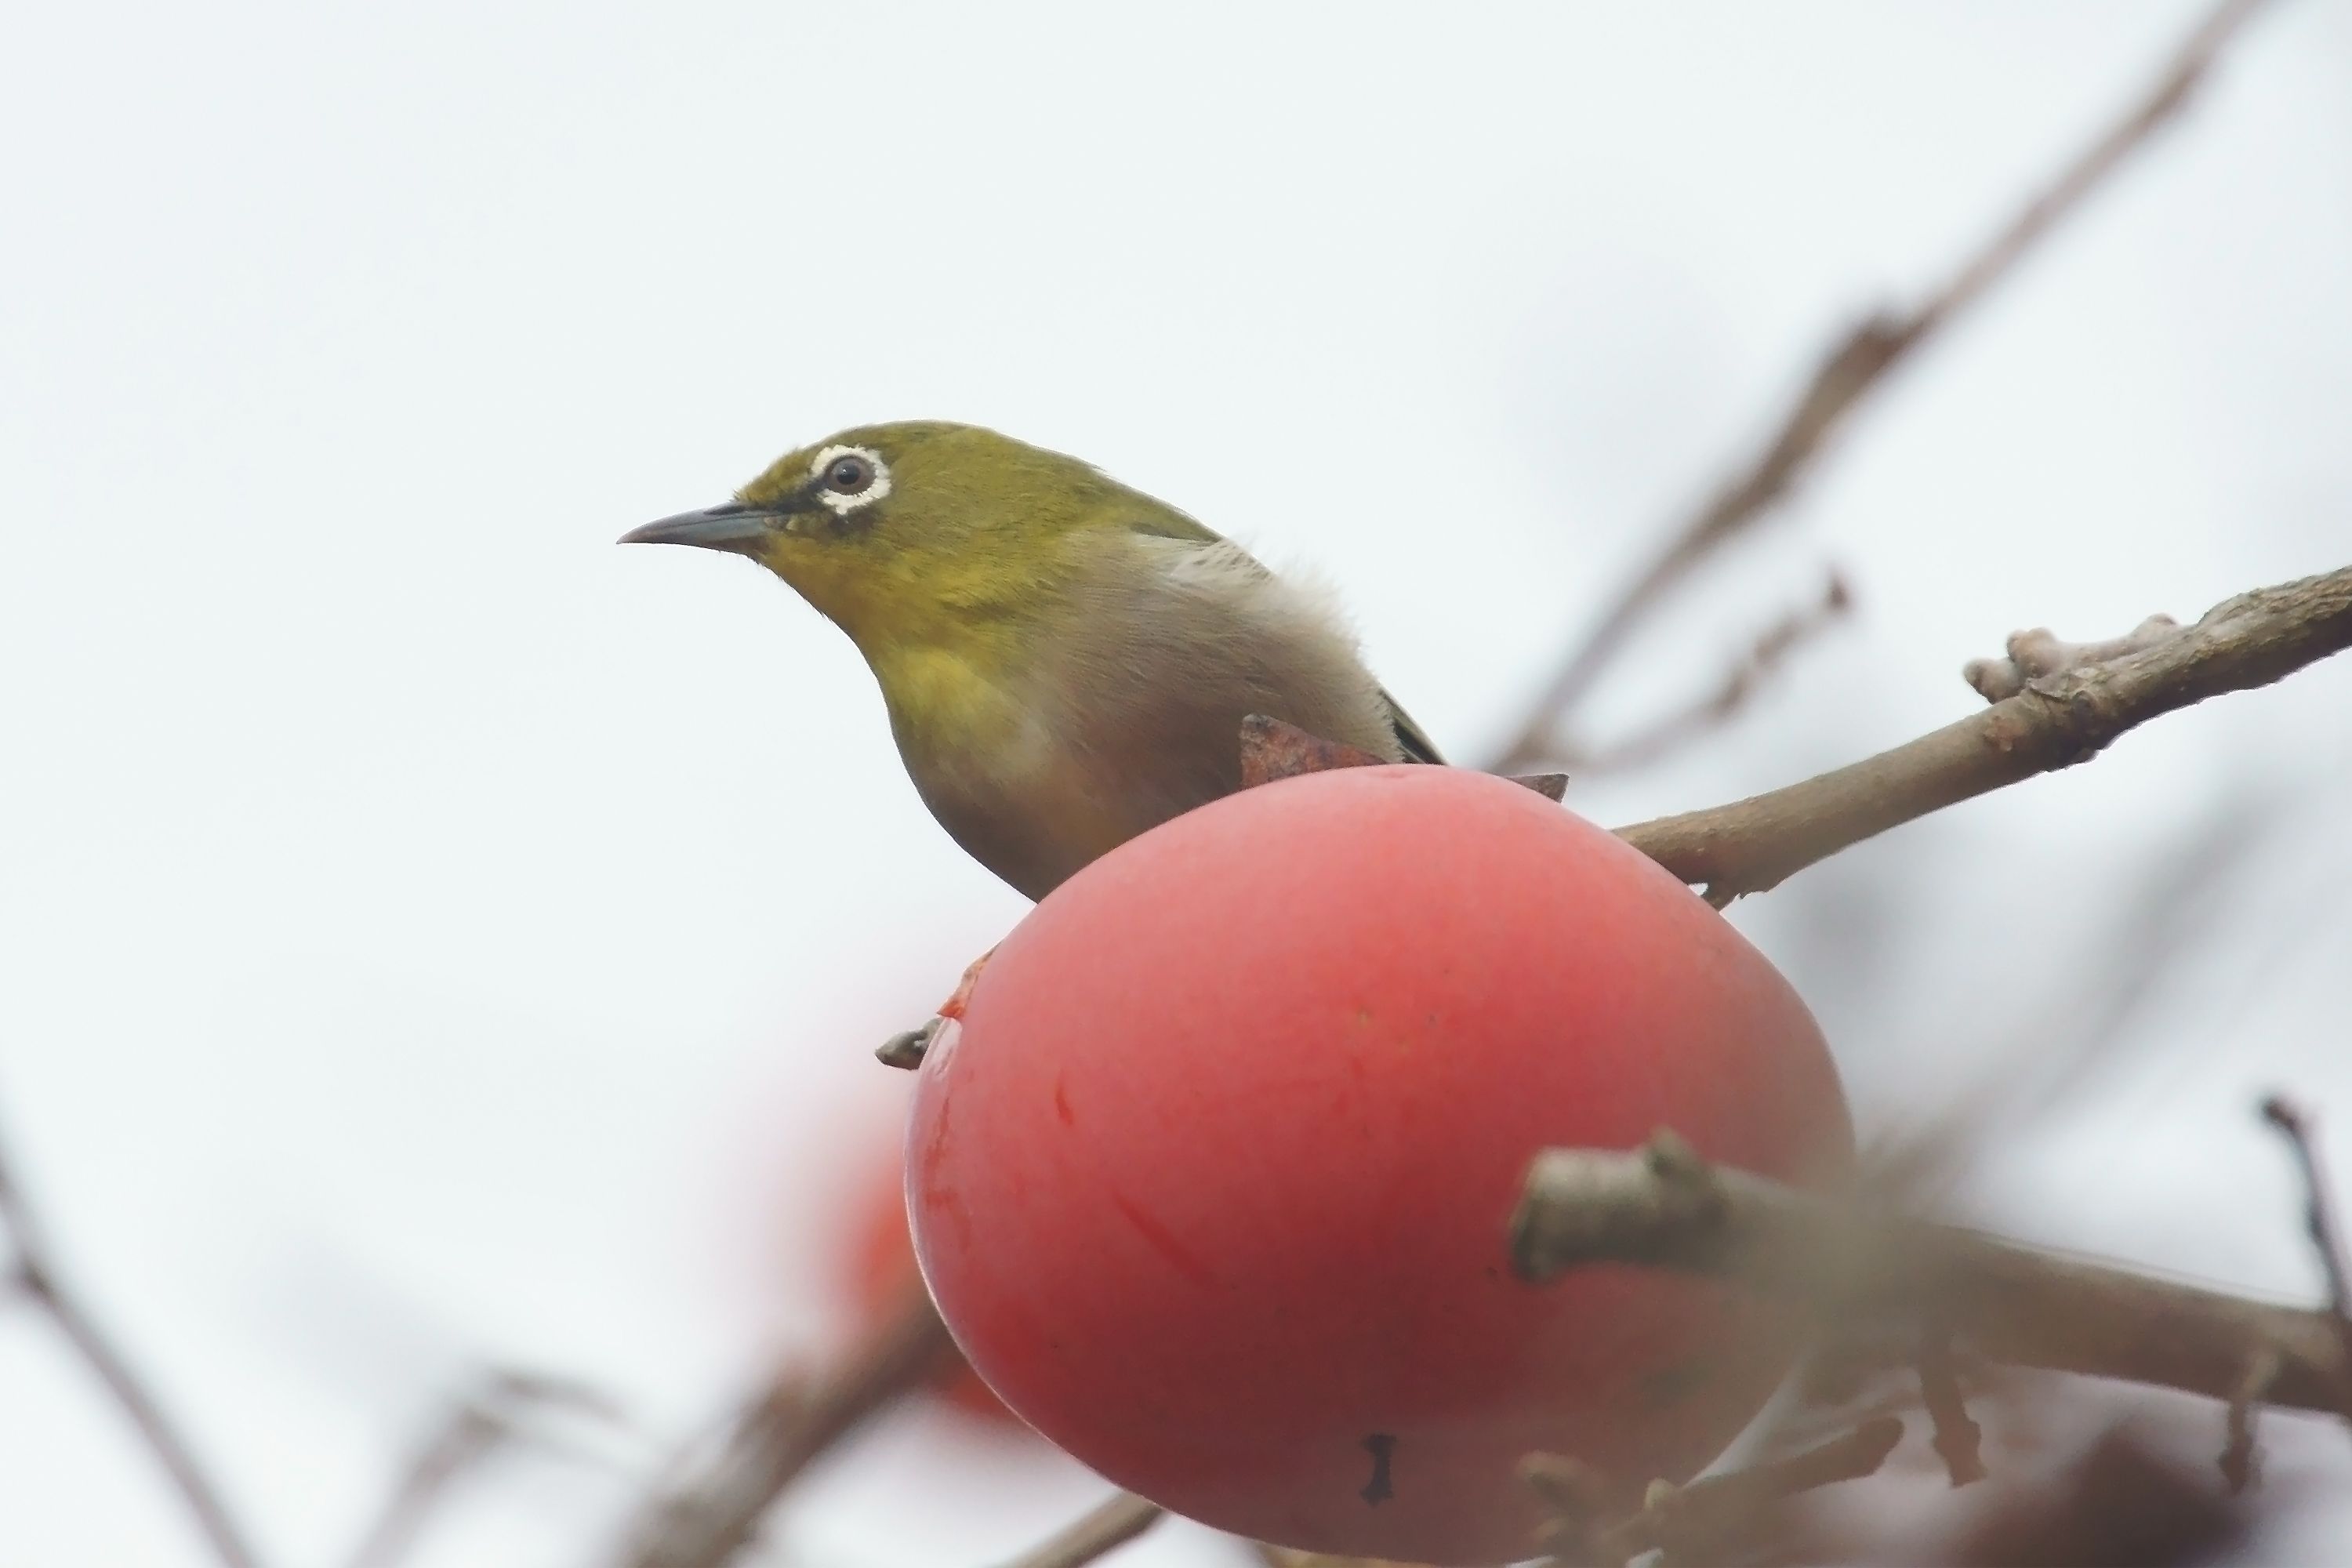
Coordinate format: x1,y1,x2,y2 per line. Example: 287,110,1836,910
1614,564,2352,902
0,1120,263,1568
345,1402,502,1568
1246,1546,1425,1568
1964,614,2182,702
1511,1132,2352,1417
2259,1094,2352,1386
2220,1345,2281,1494
608,1287,960,1568
1555,572,1853,775
1867,806,2271,1203
997,1493,1164,1568
346,1370,632,1568
1537,1416,1903,1566
1490,0,2277,774
1915,1330,1987,1486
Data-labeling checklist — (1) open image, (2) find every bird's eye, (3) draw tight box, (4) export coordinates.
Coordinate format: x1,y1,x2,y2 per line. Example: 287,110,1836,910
805,443,892,516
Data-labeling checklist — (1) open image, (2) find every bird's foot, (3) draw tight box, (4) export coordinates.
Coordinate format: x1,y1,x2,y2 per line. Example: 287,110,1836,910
1240,712,1568,800
1238,713,1388,787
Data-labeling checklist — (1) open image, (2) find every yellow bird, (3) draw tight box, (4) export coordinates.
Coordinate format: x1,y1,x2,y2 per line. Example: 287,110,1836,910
624,422,1438,901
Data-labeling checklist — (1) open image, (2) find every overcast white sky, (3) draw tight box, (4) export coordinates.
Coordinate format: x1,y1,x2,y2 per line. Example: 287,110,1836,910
4,2,2351,1564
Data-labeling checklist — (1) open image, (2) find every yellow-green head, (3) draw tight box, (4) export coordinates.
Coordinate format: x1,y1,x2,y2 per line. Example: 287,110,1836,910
622,421,1204,654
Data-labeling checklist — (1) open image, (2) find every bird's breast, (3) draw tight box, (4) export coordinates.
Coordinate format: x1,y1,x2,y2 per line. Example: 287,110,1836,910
869,538,1402,901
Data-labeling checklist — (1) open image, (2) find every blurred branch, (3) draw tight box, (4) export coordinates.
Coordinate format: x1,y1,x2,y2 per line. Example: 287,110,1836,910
1489,0,2277,774
1614,564,2352,903
0,1118,263,1568
1915,1329,1987,1486
1867,805,2270,1201
1552,572,1852,775
347,1369,633,1568
1511,1131,2352,1420
608,1287,960,1568
998,1492,1164,1568
1943,1424,2256,1566
347,1399,500,1568
2221,1345,2281,1494
1524,1416,1902,1566
2259,1096,2352,1404
1247,1547,1419,1568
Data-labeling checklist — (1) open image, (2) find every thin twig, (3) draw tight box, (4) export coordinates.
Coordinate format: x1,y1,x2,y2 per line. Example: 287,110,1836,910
1511,1132,2352,1416
345,1403,502,1568
1245,1550,1421,1568
1915,1329,1986,1486
997,1492,1165,1568
346,1370,633,1568
608,1286,961,1568
1613,564,2352,903
1488,0,2277,774
0,1120,263,1568
1521,1451,1610,1562
1867,806,2270,1203
1565,1416,1904,1566
1554,572,1853,775
2258,1094,2352,1401
2220,1345,2281,1494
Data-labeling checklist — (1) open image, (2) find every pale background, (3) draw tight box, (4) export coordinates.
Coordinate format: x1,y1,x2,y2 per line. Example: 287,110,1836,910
3,2,2350,1563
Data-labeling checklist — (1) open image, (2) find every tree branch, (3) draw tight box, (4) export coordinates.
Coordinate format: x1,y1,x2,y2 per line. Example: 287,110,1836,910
1915,1328,1986,1486
607,1287,960,1568
1526,1415,1903,1566
1489,0,2277,774
996,1492,1164,1568
2259,1094,2352,1397
1510,1132,2352,1419
346,1369,632,1568
1613,564,2352,902
0,1119,263,1568
1552,572,1852,776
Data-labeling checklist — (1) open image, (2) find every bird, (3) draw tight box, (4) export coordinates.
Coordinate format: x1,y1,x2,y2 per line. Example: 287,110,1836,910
622,421,1438,902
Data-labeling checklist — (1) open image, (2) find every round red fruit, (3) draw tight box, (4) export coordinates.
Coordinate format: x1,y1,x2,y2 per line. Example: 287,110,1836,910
908,764,1851,1564
841,1153,1015,1422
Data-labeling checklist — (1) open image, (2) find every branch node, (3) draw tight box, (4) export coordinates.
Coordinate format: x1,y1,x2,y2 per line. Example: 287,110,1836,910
1510,1130,1729,1281
1964,614,2183,702
1617,563,2352,903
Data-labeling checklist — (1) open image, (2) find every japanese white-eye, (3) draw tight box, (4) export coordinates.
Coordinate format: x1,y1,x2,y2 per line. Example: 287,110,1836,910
623,422,1437,900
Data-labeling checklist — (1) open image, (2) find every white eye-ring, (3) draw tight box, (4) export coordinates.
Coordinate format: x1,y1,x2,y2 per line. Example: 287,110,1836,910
809,445,891,517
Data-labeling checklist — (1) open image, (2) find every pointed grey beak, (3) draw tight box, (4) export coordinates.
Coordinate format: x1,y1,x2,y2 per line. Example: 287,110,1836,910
619,501,782,554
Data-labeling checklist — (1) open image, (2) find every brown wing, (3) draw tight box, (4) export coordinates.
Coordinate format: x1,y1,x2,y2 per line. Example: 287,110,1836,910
1382,689,1444,764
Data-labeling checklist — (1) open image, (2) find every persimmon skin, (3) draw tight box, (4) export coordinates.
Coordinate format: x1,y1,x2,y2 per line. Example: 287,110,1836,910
909,765,1852,1564
842,1156,1013,1422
